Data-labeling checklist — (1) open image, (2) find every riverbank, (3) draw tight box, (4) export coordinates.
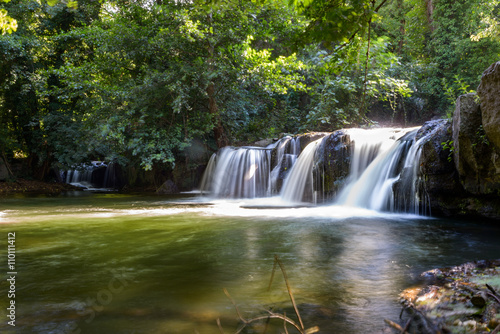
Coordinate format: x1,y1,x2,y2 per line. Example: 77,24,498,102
0,179,81,195
386,259,500,334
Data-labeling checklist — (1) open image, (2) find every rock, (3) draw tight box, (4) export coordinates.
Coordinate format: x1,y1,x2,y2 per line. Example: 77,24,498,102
397,259,500,334
452,93,500,195
417,120,467,216
273,152,295,193
297,132,330,152
418,119,500,219
477,61,500,150
252,138,274,147
156,180,179,194
471,292,487,308
312,130,352,202
419,120,460,192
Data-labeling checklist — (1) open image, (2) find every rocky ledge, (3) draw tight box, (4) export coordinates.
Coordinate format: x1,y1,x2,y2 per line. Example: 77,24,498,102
386,260,500,334
0,179,81,195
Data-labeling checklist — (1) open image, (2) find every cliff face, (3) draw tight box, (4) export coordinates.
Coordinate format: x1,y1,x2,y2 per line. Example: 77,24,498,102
417,62,500,220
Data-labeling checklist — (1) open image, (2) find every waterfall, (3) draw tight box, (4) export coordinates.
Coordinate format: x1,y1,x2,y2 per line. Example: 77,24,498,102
336,127,429,214
65,161,118,190
269,136,301,193
199,146,273,198
199,126,433,215
280,138,325,203
200,136,304,199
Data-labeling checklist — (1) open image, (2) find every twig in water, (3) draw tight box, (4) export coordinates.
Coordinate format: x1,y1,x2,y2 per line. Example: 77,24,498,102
221,256,320,334
273,255,305,331
283,311,289,334
487,284,500,296
223,288,246,324
401,318,412,334
217,318,225,334
384,319,408,333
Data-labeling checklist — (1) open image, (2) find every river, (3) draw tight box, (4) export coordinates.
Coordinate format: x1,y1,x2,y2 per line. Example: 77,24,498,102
1,192,499,333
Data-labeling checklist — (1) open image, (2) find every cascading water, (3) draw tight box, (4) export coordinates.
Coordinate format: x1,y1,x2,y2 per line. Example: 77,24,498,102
280,138,325,203
270,136,301,193
64,161,120,190
336,127,433,215
200,136,303,199
199,146,273,198
336,129,417,210
199,126,434,215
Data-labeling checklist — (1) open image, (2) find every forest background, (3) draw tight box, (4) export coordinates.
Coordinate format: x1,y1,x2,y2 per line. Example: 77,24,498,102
0,0,499,188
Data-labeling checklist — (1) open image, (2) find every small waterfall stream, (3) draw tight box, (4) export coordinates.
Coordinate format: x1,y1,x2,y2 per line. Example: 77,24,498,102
280,138,325,203
199,146,273,198
336,129,419,211
64,161,121,190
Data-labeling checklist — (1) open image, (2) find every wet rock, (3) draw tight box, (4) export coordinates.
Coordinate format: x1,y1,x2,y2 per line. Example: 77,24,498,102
312,130,352,202
477,61,500,150
297,132,330,152
417,120,465,216
252,138,274,147
452,93,500,195
156,180,179,194
418,115,500,219
394,259,500,334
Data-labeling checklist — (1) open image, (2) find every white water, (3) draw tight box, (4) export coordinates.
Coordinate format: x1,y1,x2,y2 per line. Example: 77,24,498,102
280,138,325,203
337,134,413,210
199,146,272,198
269,136,300,193
199,126,435,215
336,127,429,214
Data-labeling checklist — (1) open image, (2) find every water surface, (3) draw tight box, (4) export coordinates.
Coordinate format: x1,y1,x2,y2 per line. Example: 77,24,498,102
1,192,499,333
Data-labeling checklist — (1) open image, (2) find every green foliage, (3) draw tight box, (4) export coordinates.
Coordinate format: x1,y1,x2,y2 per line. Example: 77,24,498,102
472,125,490,148
441,140,454,162
301,36,412,130
1,0,500,181
442,75,476,119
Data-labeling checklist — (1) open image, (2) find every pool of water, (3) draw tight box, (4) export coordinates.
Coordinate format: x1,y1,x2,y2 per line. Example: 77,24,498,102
1,192,499,333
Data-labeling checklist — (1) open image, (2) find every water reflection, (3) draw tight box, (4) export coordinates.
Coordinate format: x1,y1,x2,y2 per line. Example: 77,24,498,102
0,194,499,333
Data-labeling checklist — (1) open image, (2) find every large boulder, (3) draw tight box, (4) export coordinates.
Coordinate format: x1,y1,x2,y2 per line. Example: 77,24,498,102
477,61,500,150
452,93,500,195
269,133,329,194
418,119,500,219
156,180,180,194
312,130,352,202
418,120,465,215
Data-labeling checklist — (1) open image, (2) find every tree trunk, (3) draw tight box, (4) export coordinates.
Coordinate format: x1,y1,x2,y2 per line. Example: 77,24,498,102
207,82,228,148
397,0,406,54
206,11,228,149
425,0,435,32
